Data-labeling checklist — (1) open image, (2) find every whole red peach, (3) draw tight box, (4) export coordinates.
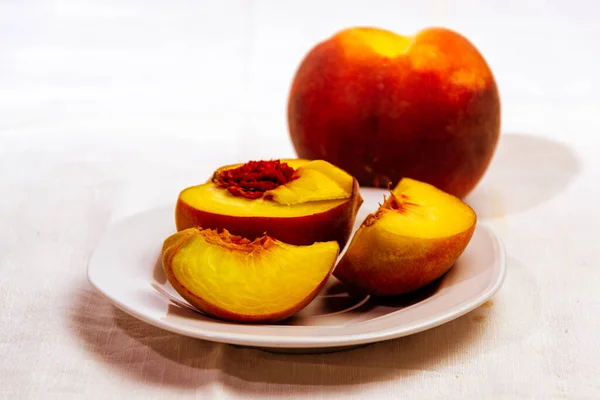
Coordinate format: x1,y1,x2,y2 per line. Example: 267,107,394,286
288,26,501,198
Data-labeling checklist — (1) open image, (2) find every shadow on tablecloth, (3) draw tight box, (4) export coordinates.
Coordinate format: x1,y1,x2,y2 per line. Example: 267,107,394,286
466,133,580,219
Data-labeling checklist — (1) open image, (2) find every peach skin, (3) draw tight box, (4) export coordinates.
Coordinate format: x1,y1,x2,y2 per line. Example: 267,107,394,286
333,177,477,296
288,26,501,198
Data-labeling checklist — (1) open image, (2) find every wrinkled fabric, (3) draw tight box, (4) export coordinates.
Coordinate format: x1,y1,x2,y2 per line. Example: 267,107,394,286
1,1,599,398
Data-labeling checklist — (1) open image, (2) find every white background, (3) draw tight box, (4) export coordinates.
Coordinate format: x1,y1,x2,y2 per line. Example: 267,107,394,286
1,0,599,398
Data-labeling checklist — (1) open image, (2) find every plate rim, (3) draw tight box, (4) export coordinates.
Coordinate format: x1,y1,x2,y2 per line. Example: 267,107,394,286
88,207,507,349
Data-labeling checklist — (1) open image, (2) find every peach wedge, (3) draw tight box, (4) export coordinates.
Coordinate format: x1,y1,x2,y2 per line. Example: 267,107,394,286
333,178,477,296
175,159,363,247
162,227,340,323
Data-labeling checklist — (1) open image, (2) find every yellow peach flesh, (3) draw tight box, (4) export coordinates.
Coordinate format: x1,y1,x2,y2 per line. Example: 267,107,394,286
179,184,348,218
266,160,353,204
180,159,353,217
164,228,339,319
377,178,476,239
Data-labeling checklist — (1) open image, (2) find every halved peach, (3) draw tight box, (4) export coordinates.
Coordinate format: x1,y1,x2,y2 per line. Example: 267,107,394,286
175,159,363,247
161,227,339,323
333,178,476,296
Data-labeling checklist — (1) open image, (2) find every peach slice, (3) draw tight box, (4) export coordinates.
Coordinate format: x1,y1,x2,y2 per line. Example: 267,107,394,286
333,178,476,296
175,159,363,247
161,227,340,323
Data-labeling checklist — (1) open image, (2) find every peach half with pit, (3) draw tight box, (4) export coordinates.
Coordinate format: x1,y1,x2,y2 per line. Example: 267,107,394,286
333,178,477,296
175,159,363,247
161,227,340,323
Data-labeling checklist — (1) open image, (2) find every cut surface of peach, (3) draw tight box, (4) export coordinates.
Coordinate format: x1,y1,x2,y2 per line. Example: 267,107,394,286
374,178,475,238
162,227,340,323
181,159,353,217
333,178,476,296
266,159,353,205
175,159,363,247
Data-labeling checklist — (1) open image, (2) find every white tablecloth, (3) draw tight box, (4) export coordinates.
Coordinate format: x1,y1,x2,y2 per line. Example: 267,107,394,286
1,1,599,398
